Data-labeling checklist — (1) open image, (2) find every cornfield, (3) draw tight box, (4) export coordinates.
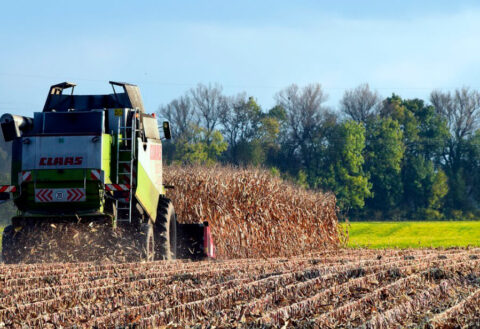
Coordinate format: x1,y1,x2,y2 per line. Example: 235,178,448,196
2,167,479,327
3,165,339,264
164,165,341,259
1,249,479,328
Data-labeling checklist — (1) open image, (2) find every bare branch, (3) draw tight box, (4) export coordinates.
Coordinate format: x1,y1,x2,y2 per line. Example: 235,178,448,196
430,87,480,139
275,83,329,147
190,83,227,138
340,83,380,122
158,95,196,139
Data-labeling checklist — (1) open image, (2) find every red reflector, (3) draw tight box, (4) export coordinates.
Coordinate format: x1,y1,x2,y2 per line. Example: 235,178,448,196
0,186,16,193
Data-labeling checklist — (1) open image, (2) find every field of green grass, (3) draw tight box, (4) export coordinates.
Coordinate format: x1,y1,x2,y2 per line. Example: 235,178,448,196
344,221,480,248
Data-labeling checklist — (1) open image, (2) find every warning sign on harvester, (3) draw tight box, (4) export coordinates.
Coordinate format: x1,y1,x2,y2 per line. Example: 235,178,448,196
35,188,86,202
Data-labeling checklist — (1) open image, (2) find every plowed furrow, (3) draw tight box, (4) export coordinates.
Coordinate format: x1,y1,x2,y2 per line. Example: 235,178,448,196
1,249,480,329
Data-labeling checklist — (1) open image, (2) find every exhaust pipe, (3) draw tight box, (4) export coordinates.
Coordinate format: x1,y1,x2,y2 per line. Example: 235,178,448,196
0,114,33,142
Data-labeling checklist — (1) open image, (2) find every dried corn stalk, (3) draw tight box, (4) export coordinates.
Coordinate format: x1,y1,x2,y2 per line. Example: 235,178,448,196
164,165,341,259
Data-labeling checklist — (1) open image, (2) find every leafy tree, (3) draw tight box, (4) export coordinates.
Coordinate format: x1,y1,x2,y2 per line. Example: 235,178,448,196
400,99,448,155
174,125,227,166
379,96,449,218
364,117,405,214
220,95,262,164
252,111,284,167
219,95,285,166
267,105,288,123
429,169,449,210
430,88,480,216
157,83,480,220
319,121,372,210
296,170,309,189
453,131,480,214
401,99,449,216
402,157,449,219
421,169,448,219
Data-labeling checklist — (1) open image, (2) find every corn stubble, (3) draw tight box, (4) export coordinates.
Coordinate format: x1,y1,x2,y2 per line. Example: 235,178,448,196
4,222,145,264
1,249,479,328
1,167,480,327
164,165,341,259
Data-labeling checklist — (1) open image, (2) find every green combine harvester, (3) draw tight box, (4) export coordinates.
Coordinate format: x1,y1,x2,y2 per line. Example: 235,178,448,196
0,81,215,263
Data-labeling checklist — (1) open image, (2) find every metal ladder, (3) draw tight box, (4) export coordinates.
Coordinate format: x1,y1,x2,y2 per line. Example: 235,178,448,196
115,108,139,223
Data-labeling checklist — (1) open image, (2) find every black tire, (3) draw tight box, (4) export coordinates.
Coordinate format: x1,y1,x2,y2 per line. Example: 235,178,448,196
137,222,154,262
154,198,177,260
2,225,15,264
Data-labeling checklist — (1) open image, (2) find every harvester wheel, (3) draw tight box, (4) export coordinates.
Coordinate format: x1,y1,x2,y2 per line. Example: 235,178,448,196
138,222,155,262
1,225,16,264
154,198,177,260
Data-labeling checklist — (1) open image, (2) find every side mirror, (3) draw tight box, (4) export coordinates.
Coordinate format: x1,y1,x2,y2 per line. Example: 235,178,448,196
163,121,172,140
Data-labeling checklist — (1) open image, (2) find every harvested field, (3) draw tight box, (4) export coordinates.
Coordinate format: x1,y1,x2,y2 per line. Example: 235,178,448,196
165,166,340,259
1,222,147,264
1,248,480,328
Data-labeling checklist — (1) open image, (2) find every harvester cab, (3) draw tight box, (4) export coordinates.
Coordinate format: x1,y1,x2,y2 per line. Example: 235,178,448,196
0,81,215,263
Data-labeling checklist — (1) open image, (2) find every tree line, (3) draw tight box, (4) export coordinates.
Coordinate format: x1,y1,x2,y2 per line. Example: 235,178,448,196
159,83,480,221
0,83,477,222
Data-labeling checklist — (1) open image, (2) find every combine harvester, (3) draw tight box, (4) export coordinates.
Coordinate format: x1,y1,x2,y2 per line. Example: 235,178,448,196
0,81,215,263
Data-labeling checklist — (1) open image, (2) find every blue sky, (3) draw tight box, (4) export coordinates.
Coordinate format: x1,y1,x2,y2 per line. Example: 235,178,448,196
1,1,480,117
